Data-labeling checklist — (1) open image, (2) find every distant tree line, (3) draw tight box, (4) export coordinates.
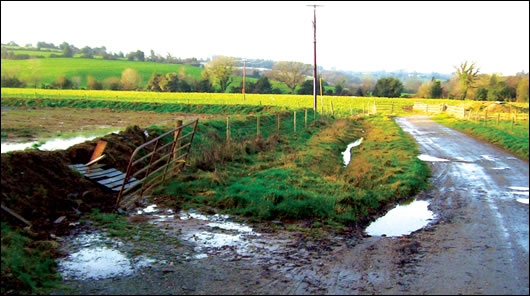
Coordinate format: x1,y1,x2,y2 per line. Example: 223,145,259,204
2,42,528,101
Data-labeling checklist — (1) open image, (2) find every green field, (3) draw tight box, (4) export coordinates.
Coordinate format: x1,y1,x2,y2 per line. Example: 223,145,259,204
1,55,298,93
1,58,204,88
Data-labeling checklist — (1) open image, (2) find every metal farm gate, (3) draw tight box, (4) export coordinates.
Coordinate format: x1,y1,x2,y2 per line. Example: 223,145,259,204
115,119,199,210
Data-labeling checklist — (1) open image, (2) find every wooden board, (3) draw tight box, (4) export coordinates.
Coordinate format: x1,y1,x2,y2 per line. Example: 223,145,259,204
87,169,122,180
84,168,120,178
97,173,127,185
112,179,141,191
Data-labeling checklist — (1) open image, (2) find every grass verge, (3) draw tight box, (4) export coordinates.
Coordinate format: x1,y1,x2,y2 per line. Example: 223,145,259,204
156,114,430,227
432,113,529,161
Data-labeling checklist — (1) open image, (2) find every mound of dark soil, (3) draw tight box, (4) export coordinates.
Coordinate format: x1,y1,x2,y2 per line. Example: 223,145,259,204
1,125,158,238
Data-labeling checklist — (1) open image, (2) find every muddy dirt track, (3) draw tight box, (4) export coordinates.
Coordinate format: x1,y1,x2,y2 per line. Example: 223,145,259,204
54,115,528,295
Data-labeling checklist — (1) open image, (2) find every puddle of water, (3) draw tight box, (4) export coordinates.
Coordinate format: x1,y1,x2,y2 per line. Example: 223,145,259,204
342,138,363,167
480,155,497,161
1,141,40,153
152,208,284,259
194,253,208,259
183,231,244,248
365,199,435,237
179,210,230,222
39,135,101,151
137,204,158,214
509,187,529,191
417,154,450,162
1,129,121,153
509,187,529,200
516,199,529,205
57,232,154,280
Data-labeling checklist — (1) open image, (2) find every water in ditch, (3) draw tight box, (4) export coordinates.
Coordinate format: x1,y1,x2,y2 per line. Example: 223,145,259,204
342,138,363,167
1,129,121,153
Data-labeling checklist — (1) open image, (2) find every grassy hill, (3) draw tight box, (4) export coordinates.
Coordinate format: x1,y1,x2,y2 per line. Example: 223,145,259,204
1,47,310,94
1,57,204,89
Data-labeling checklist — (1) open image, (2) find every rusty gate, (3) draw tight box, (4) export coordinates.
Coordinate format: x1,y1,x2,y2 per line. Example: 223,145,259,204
115,119,199,210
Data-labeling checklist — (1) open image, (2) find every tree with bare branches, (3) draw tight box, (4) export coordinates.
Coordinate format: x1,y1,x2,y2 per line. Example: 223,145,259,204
268,61,311,94
456,61,479,100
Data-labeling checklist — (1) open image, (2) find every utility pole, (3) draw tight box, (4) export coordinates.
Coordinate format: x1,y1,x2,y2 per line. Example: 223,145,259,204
307,5,323,113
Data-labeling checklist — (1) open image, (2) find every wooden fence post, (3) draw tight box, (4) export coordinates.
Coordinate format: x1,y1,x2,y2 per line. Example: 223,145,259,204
293,111,296,134
391,102,394,113
226,117,230,142
330,100,334,117
277,113,280,135
257,115,260,137
484,110,488,126
305,109,308,128
497,113,500,126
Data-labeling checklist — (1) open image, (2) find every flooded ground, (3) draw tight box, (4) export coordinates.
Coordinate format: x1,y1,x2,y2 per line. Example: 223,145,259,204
0,107,221,144
1,129,120,153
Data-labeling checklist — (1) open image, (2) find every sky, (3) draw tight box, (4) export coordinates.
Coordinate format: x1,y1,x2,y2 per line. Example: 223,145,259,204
2,1,529,75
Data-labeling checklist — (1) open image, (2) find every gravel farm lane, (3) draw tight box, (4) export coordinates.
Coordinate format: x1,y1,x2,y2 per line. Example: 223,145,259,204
389,115,529,294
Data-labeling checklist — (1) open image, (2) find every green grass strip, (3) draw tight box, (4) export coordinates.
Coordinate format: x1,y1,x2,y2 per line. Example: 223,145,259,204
1,223,61,294
432,114,529,161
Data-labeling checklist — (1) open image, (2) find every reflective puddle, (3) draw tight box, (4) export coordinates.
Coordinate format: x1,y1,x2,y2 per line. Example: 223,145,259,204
417,154,450,162
365,199,435,237
1,129,121,153
480,155,497,161
509,187,530,204
135,205,288,261
57,232,154,280
342,138,363,167
0,141,40,153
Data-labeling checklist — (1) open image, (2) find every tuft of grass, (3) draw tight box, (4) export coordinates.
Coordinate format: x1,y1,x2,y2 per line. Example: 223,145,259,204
1,223,61,294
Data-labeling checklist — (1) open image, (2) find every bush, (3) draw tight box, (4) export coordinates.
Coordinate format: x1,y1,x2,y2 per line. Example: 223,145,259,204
1,74,26,88
103,77,121,90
